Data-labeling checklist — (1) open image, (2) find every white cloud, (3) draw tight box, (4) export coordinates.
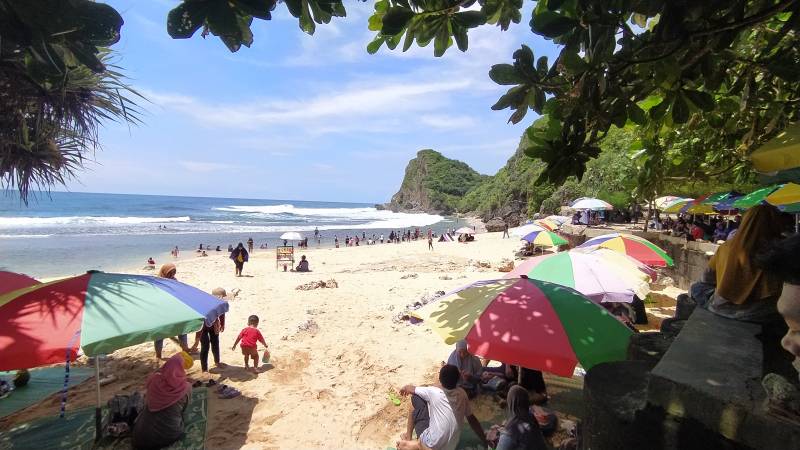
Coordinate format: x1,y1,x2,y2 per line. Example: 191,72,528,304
419,114,478,130
178,160,240,173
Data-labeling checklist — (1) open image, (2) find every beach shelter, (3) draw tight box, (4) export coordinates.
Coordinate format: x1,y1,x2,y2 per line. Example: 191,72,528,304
0,271,229,439
279,231,304,241
520,230,568,248
0,271,39,295
577,233,674,267
505,251,650,303
510,223,545,237
570,197,613,210
750,123,800,173
411,277,633,377
732,185,782,209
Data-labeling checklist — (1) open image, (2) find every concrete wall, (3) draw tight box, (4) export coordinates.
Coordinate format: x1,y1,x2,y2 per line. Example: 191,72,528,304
559,225,719,290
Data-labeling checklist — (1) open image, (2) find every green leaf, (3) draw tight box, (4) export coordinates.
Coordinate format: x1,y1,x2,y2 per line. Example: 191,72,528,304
367,36,385,54
488,64,525,85
368,14,383,31
683,90,715,112
452,24,468,51
167,2,209,39
559,49,587,72
671,93,689,124
433,21,451,57
72,1,124,46
649,97,669,120
717,97,740,113
454,10,486,28
530,11,578,38
375,0,389,13
631,13,647,28
382,6,414,36
628,103,647,125
536,56,548,75
233,0,275,20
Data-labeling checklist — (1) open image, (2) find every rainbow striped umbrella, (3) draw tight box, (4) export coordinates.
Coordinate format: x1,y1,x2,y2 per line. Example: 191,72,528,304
0,271,228,371
533,218,560,231
520,229,568,247
577,233,673,267
505,251,650,303
412,278,633,377
732,185,782,209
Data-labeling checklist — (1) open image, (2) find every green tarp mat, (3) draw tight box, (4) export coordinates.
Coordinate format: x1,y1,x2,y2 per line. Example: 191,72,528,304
0,388,208,450
0,367,94,419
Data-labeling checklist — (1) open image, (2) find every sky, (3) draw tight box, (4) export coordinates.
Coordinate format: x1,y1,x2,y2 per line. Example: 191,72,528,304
67,0,559,203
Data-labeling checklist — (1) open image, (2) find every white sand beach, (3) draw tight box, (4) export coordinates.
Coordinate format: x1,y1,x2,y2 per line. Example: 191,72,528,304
3,231,540,449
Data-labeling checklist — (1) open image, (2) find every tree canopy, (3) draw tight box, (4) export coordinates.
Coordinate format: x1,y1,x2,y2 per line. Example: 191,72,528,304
3,0,798,201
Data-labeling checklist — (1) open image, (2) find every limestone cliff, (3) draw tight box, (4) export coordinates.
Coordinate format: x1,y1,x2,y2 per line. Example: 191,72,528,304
387,149,486,214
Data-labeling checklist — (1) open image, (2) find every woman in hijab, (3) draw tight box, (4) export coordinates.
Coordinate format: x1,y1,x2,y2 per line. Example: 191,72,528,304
132,353,193,450
495,386,547,450
230,243,249,277
690,205,786,322
154,264,189,359
446,340,483,398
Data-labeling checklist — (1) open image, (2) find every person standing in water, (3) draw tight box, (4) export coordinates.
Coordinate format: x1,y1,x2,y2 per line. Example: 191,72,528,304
230,243,249,277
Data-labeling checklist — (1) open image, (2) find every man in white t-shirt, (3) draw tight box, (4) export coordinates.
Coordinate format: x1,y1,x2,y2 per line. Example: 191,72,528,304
396,365,486,450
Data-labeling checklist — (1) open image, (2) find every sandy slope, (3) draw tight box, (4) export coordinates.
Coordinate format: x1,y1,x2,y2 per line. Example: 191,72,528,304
3,232,526,449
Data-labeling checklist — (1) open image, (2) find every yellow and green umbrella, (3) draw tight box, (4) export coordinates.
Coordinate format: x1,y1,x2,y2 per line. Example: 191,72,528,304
412,278,633,377
577,233,673,267
766,182,800,207
750,123,800,173
732,185,782,210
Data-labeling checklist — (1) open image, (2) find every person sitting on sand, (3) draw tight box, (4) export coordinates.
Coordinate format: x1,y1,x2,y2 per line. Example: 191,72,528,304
396,364,486,450
296,255,310,272
231,315,269,374
132,352,193,450
230,243,249,277
200,250,208,257
215,246,221,252
227,244,233,252
447,341,483,398
481,361,548,402
488,386,547,450
154,264,190,359
147,257,155,267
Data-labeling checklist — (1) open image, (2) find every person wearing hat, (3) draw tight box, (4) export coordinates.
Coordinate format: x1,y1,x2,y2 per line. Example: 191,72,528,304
446,341,484,399
132,352,194,449
190,287,228,372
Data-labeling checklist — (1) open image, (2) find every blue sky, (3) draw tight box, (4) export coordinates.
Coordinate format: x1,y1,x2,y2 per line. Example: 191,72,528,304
68,1,558,203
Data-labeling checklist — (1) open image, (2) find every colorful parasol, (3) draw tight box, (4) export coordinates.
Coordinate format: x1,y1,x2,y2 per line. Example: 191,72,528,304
411,278,634,377
766,182,800,207
455,227,475,234
663,198,693,213
510,223,545,237
750,123,800,173
732,185,782,209
0,271,39,295
533,218,559,231
570,197,613,210
520,230,568,247
577,233,674,267
654,196,685,210
505,251,650,303
0,271,229,371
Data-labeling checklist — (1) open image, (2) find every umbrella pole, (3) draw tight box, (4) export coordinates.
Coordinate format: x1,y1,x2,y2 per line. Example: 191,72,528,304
517,365,522,385
95,356,102,442
795,213,798,234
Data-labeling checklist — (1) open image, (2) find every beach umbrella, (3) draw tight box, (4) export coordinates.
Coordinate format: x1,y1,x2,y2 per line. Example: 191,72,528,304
545,215,571,225
455,227,475,234
654,196,684,210
0,271,39,295
732,185,783,209
520,230,568,247
766,182,800,206
0,271,228,440
684,201,715,214
750,123,800,173
533,218,560,231
279,231,304,241
576,247,658,283
510,223,545,237
0,271,228,370
577,233,674,267
505,252,650,303
411,277,634,377
570,197,613,210
663,198,693,214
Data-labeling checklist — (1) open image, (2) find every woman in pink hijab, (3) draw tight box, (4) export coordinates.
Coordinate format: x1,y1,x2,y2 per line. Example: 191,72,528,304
132,353,193,449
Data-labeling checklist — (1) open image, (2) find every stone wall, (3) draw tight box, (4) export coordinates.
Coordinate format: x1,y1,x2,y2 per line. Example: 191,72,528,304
559,225,719,290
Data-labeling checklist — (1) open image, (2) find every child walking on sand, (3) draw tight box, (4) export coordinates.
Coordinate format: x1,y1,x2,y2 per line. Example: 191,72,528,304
231,315,269,373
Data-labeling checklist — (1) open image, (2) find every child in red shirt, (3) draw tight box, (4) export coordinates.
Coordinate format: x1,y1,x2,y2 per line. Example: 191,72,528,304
231,315,269,373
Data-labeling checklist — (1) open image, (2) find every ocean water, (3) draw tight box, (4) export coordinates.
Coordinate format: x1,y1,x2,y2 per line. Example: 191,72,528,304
0,192,454,278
